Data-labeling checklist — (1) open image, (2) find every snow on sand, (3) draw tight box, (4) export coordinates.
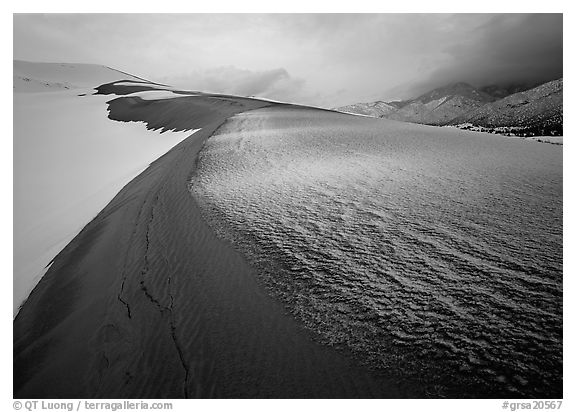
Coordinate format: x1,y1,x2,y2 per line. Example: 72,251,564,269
13,63,197,315
13,60,146,93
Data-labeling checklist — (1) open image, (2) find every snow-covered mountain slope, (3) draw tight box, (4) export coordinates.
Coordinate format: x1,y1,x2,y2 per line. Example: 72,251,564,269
336,82,494,125
450,79,563,135
336,101,398,118
335,80,562,136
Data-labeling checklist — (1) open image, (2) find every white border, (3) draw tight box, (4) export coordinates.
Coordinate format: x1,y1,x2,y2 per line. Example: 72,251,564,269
4,5,572,411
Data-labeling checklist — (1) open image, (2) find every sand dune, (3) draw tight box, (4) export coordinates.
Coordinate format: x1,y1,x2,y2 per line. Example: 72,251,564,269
14,67,561,399
13,60,148,93
14,87,401,398
13,86,197,315
192,107,562,398
13,61,209,315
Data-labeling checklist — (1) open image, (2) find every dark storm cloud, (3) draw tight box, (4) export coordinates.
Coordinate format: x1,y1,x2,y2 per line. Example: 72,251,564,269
13,14,563,106
403,14,563,98
163,66,306,100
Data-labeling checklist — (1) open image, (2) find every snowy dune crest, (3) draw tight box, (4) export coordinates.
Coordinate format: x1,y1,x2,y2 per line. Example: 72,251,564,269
13,60,148,92
13,61,199,315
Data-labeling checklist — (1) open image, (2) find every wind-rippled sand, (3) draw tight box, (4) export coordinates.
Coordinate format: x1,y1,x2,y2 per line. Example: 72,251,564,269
191,107,562,397
14,94,399,398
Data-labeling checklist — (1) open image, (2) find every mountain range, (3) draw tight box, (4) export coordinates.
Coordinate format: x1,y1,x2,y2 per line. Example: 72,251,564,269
336,79,563,137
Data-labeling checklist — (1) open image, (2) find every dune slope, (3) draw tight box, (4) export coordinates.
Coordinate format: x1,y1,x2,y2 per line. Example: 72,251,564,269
13,85,196,316
192,108,562,398
14,92,399,398
13,60,150,92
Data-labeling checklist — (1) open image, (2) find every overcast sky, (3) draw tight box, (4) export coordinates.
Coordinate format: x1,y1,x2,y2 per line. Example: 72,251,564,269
13,14,563,107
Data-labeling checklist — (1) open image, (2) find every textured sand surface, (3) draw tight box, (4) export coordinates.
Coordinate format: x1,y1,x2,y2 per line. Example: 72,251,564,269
13,90,194,315
192,107,562,398
14,94,399,398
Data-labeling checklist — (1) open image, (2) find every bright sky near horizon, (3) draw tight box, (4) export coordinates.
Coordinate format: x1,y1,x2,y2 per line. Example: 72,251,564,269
14,13,562,107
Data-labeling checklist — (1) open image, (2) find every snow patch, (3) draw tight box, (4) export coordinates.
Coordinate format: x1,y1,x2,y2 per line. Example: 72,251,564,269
13,89,197,315
14,60,144,93
126,90,197,100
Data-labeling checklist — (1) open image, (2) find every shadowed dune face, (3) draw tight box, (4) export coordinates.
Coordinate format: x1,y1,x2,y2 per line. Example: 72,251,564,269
13,86,197,316
97,84,170,95
94,80,184,96
104,92,271,133
14,74,562,398
14,94,401,398
192,107,562,398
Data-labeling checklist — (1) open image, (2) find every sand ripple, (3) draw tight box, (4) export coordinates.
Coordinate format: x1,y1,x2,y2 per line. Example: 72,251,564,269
192,107,563,397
